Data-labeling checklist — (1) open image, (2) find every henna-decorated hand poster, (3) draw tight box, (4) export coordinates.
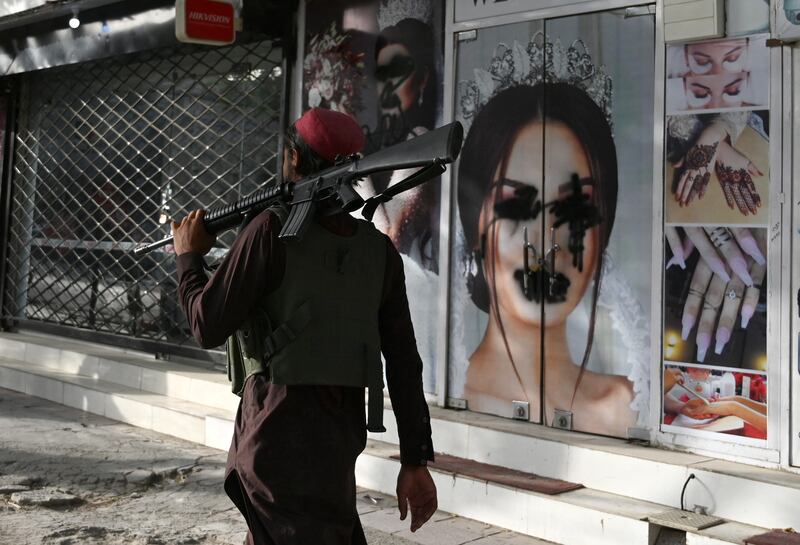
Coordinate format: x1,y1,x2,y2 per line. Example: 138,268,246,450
665,111,769,225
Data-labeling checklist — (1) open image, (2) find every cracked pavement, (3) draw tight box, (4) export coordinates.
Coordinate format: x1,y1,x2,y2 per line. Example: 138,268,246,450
0,388,246,545
0,388,551,545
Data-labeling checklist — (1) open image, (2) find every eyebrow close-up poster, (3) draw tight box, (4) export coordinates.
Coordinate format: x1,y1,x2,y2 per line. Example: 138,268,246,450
666,34,769,115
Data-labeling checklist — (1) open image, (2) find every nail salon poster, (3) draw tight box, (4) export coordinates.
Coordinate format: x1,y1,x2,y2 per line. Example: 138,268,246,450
302,0,444,393
448,12,655,438
663,34,769,445
663,365,767,442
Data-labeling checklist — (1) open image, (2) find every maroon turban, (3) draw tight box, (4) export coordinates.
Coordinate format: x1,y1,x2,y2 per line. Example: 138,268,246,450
295,108,365,162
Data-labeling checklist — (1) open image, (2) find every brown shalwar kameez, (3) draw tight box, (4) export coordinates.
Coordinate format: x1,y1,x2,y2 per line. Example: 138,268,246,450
176,210,434,545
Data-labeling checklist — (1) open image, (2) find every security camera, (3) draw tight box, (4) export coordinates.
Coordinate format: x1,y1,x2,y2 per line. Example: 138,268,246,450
785,0,800,25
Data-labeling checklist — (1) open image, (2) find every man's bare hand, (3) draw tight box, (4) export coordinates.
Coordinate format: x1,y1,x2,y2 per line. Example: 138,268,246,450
396,465,437,532
171,209,216,256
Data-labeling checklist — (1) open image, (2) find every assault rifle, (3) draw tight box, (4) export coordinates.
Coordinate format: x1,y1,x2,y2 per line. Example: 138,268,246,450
133,121,463,256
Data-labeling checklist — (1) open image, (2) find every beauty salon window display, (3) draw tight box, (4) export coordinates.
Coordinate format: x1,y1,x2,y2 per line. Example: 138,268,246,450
449,12,655,439
662,34,770,446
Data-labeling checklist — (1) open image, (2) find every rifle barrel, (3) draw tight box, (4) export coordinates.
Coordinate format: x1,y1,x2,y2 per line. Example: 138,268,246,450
132,121,464,256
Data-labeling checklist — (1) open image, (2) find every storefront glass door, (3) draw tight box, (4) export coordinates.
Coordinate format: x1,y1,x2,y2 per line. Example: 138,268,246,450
541,11,655,437
448,8,655,438
450,16,547,425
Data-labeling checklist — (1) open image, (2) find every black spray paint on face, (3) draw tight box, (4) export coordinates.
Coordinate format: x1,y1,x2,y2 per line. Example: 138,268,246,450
492,174,601,303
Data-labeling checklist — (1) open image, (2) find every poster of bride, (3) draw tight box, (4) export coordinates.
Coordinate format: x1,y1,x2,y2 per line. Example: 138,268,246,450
448,14,656,439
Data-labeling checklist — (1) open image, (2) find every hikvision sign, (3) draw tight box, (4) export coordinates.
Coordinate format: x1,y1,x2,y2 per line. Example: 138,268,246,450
188,11,231,25
176,0,236,46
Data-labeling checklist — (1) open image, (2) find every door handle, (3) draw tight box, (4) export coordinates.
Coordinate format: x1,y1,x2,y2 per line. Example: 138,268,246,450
544,226,561,297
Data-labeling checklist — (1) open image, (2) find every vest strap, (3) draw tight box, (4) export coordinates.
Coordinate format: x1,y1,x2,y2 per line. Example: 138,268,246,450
366,348,386,433
367,384,386,433
263,300,312,359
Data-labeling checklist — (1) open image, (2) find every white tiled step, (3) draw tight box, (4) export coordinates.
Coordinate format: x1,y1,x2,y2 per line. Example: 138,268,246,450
2,332,797,532
0,353,769,545
370,400,800,530
357,441,767,545
0,357,235,450
0,332,238,411
686,522,770,545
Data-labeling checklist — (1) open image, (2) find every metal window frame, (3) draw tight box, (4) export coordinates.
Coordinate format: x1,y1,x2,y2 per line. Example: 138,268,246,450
436,0,457,408
449,0,655,32
778,42,793,471
788,42,800,469
0,79,18,331
647,0,666,448
291,0,306,125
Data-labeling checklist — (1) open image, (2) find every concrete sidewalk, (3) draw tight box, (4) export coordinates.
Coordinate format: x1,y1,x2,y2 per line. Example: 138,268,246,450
0,388,552,545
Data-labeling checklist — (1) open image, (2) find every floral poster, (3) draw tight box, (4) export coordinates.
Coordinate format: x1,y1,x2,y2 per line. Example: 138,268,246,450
302,0,445,393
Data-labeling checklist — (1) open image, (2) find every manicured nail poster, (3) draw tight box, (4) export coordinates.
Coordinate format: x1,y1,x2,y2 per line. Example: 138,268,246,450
665,111,769,225
663,226,766,370
662,364,767,444
665,34,769,115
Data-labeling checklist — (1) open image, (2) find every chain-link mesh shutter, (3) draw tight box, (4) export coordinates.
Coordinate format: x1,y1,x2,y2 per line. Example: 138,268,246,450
3,39,284,351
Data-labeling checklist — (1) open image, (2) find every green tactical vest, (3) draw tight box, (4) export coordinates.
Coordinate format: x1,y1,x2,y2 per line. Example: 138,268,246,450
226,214,388,431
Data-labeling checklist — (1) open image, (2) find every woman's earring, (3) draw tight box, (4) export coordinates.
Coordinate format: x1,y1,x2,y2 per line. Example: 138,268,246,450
418,93,423,107
466,250,490,313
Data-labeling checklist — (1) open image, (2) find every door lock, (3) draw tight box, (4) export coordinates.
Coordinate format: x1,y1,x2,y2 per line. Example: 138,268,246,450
553,409,573,430
512,401,529,421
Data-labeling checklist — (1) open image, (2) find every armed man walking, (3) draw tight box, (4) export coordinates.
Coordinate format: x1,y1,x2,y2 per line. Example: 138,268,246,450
170,107,437,545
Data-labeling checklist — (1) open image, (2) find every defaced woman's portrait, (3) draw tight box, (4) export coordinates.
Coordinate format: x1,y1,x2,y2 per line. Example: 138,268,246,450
457,84,638,437
450,26,654,438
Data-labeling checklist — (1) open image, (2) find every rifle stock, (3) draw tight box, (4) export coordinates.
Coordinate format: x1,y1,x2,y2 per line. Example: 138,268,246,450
133,121,463,255
354,120,463,175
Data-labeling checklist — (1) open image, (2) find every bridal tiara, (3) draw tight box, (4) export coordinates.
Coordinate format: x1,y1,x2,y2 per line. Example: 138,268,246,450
377,0,433,28
458,31,614,131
